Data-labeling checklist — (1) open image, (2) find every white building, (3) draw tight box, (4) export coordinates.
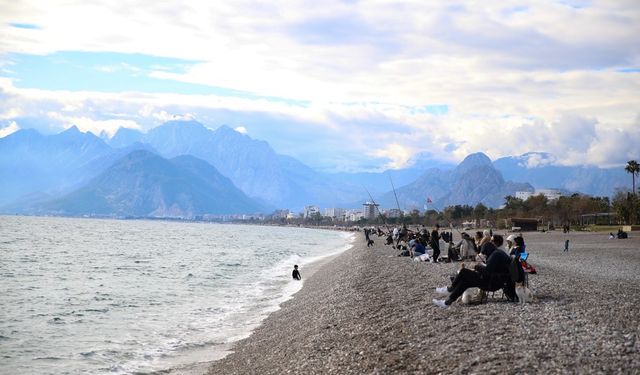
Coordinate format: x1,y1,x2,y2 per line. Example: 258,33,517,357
515,191,533,200
345,209,363,222
324,207,346,219
303,205,320,218
536,189,563,201
362,202,379,220
516,189,564,201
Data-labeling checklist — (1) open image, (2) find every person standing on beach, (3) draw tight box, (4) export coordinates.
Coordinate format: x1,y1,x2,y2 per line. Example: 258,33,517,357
430,224,441,263
564,239,569,252
292,265,301,280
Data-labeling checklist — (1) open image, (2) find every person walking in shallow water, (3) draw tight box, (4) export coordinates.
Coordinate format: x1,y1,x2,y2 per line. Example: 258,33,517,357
292,265,301,280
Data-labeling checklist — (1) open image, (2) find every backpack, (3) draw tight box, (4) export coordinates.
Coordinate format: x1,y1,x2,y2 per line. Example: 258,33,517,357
509,255,524,283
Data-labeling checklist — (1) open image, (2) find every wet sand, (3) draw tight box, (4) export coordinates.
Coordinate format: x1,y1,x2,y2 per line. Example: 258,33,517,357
204,231,640,374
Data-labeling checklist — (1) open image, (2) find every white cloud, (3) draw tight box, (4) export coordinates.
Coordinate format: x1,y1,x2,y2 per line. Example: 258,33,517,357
234,126,248,134
0,2,638,170
46,111,141,137
0,120,20,138
371,143,415,170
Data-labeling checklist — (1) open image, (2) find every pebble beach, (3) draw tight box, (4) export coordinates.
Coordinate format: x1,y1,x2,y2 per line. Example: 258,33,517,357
204,230,640,374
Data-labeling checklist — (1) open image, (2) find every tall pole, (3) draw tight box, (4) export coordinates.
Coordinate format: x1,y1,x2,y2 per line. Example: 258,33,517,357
388,173,403,222
364,187,385,225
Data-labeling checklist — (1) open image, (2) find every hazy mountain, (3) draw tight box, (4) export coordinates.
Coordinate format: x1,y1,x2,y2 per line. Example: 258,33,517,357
328,153,456,196
0,126,158,206
375,153,534,210
493,152,628,196
136,120,366,209
109,127,144,148
30,150,264,217
0,126,113,205
2,122,629,216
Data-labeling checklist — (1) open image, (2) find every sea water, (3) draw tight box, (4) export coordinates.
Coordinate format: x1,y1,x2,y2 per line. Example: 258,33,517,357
0,216,354,374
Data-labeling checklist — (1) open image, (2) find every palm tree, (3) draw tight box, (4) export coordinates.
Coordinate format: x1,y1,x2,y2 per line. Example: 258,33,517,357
625,160,640,195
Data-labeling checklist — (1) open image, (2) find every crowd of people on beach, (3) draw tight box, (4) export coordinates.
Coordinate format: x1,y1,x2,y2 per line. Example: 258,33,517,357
364,224,536,307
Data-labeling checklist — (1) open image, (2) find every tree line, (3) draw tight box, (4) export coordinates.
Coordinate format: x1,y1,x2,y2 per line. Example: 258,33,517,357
292,160,640,229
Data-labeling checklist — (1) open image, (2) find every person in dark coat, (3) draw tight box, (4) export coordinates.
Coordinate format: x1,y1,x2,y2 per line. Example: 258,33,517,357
433,248,516,308
430,225,441,262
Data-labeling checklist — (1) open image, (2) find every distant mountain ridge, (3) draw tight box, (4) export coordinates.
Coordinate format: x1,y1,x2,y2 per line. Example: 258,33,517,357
110,120,367,209
31,150,265,217
375,153,534,210
0,126,113,205
0,121,632,217
493,152,628,196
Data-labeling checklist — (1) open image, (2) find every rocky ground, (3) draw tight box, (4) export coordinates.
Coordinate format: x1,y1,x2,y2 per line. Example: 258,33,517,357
204,230,640,374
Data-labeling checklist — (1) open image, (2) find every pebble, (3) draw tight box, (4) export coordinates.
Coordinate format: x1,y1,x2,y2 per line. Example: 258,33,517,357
205,231,640,374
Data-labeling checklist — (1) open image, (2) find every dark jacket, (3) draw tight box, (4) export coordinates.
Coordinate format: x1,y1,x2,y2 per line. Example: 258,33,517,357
509,245,524,258
478,249,511,290
480,241,497,258
429,230,440,250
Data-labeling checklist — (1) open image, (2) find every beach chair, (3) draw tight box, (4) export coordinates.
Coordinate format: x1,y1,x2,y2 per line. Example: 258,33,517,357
480,272,514,303
519,252,529,287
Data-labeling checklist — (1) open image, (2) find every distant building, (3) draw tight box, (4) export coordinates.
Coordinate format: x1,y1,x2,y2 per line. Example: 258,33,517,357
324,207,346,219
516,189,563,201
303,205,320,218
536,189,563,201
345,209,363,222
271,209,290,219
515,191,533,200
362,202,379,220
384,208,403,219
461,220,476,229
510,217,539,231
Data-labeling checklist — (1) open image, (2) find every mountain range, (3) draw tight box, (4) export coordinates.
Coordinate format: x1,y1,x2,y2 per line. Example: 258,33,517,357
0,120,632,217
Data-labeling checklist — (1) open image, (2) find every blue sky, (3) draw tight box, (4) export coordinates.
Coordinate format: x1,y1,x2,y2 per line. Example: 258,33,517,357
0,0,639,171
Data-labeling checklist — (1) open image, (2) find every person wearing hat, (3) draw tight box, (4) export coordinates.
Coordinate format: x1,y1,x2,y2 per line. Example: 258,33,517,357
510,236,525,258
506,234,516,253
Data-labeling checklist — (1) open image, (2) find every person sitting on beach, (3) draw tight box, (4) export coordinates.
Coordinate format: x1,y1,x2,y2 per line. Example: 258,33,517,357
292,265,301,280
510,236,525,258
478,230,491,248
474,231,484,249
420,229,430,246
506,234,516,253
411,239,426,257
433,246,516,308
476,234,501,263
385,233,394,245
457,232,476,260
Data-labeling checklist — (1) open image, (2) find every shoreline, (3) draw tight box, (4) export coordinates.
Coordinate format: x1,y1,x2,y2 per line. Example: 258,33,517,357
161,230,356,375
203,230,640,374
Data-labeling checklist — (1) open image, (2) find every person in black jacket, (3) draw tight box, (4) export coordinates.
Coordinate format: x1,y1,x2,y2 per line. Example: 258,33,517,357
430,224,441,263
433,247,516,308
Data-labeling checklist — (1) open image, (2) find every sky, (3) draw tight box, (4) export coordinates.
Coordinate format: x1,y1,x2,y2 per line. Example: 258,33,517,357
0,0,639,172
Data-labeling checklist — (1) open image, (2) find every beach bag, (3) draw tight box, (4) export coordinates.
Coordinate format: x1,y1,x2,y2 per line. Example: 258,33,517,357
461,287,483,305
522,261,537,274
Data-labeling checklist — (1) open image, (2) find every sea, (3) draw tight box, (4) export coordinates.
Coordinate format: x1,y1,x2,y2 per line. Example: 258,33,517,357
0,215,354,375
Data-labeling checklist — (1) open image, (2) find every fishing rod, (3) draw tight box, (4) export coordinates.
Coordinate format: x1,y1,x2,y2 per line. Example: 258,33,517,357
363,186,387,226
387,173,403,221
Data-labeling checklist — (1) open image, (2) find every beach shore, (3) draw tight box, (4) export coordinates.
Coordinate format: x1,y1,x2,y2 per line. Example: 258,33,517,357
204,230,640,374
